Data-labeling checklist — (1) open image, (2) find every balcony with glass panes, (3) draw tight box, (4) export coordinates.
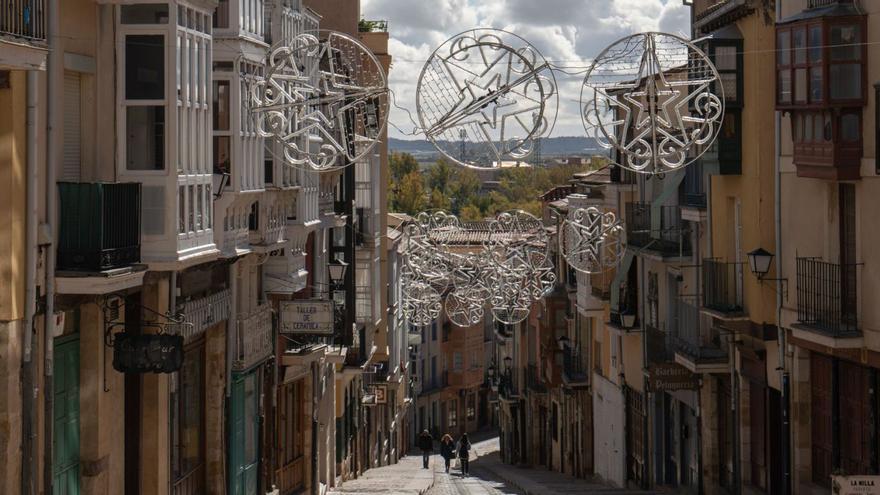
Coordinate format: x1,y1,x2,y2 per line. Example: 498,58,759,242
116,3,217,266
776,3,867,180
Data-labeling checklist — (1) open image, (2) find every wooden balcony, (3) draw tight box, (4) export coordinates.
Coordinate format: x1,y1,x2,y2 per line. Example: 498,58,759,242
58,182,141,272
232,304,274,372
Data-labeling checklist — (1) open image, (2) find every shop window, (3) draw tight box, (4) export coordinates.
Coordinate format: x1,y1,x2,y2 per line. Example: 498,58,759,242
448,400,458,428
466,394,476,420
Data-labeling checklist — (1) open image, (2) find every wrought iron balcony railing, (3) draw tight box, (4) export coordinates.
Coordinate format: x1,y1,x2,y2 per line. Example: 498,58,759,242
497,372,519,400
232,304,274,371
703,259,744,314
562,347,589,385
58,182,141,271
796,257,859,336
626,202,691,256
673,298,727,362
526,363,547,393
1,0,46,41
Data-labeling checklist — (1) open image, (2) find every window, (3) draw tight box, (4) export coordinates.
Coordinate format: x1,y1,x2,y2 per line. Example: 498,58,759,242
453,352,462,371
431,322,437,341
126,106,165,170
448,400,458,429
121,4,169,24
712,44,741,105
647,272,658,330
466,394,476,420
125,35,165,100
777,18,865,107
213,0,229,29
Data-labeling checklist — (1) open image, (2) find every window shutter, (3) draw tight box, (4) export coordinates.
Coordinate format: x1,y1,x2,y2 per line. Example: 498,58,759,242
62,71,81,182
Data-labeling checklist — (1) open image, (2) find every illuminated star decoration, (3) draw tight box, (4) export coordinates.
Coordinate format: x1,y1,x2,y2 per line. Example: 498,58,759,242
563,207,626,274
582,32,724,175
250,30,389,172
416,29,558,169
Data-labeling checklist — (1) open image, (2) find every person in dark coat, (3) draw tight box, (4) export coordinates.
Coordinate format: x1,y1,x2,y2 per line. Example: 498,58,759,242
439,434,455,473
457,433,472,476
418,429,434,469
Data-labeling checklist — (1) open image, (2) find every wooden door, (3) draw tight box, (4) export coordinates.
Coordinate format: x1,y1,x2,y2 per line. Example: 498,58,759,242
839,361,873,476
811,353,833,487
230,371,260,495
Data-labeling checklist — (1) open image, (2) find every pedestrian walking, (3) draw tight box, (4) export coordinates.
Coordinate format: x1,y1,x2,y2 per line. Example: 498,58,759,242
439,434,455,473
418,429,434,469
457,433,472,476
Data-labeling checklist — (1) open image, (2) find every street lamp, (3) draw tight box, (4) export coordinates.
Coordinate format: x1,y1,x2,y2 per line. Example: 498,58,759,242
503,356,512,370
746,247,774,280
328,259,349,286
487,365,496,379
557,335,570,350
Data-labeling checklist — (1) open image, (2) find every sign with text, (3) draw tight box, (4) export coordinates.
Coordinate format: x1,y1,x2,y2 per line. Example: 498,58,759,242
648,362,698,392
833,475,880,495
375,384,388,404
279,300,334,335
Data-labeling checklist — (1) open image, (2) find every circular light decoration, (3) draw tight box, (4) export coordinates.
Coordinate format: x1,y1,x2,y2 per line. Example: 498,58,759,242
562,207,626,274
399,209,553,328
416,29,558,169
581,32,724,175
249,30,389,172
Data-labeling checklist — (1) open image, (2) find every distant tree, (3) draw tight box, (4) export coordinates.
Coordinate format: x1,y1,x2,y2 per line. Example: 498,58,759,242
460,204,484,222
426,159,453,193
394,171,427,215
427,187,451,211
390,152,419,182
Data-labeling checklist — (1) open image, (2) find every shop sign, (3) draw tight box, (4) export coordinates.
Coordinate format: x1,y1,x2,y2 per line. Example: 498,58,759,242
648,362,698,392
113,333,184,374
833,475,880,495
279,300,334,335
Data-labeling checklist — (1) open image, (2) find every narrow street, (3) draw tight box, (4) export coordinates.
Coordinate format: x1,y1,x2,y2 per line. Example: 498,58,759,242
332,436,653,495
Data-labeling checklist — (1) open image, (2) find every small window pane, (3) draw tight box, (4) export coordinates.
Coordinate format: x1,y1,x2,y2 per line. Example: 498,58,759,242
823,113,832,142
213,80,230,130
778,71,791,103
808,25,822,63
197,185,204,230
206,185,212,229
179,185,186,233
830,64,861,100
831,24,861,62
720,73,737,102
125,35,165,100
794,68,807,103
813,114,823,143
177,5,185,27
126,106,165,170
714,46,737,71
804,114,813,142
777,31,791,66
213,136,230,175
188,185,195,233
793,115,802,142
793,28,806,65
722,113,737,139
214,0,230,29
121,4,169,24
810,66,823,102
841,113,859,142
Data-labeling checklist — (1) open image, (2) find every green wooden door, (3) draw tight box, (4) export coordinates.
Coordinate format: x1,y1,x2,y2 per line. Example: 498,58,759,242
53,335,80,495
229,371,259,495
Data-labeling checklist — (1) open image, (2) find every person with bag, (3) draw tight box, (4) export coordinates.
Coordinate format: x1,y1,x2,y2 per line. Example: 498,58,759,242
439,434,455,473
457,433,472,476
418,429,434,469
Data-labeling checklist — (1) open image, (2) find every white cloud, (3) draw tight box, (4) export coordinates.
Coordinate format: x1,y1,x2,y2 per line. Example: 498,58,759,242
360,0,691,138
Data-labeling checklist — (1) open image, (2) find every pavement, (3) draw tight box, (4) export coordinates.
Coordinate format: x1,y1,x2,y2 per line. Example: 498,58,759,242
331,433,653,495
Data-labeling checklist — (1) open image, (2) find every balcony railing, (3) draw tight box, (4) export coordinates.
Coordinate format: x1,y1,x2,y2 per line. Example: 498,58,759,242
498,372,519,400
808,0,851,8
562,347,589,385
590,270,612,300
796,257,859,336
526,363,547,393
1,0,46,41
232,304,274,371
58,182,141,271
626,202,691,256
681,160,706,208
703,259,744,314
673,298,727,362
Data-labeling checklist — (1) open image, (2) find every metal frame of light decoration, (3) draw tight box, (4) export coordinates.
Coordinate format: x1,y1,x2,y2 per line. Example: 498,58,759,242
415,28,558,169
400,210,555,328
562,206,626,274
581,32,725,175
248,30,389,172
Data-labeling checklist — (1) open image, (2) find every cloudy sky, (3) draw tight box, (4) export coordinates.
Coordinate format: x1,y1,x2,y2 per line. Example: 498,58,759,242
361,0,691,140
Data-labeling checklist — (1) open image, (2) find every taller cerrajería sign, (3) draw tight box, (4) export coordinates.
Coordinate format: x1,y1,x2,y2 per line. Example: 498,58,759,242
279,300,335,335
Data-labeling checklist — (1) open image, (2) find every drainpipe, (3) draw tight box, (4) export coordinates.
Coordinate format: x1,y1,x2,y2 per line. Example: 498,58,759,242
169,270,177,495
311,360,320,495
774,3,791,494
44,0,61,489
21,69,39,495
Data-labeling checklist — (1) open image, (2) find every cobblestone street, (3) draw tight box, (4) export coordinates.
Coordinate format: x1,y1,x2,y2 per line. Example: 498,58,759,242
331,436,654,495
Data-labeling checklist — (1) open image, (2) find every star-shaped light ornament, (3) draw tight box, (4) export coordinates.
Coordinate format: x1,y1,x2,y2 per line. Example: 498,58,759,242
248,30,389,172
417,29,558,169
581,32,725,175
563,206,626,274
